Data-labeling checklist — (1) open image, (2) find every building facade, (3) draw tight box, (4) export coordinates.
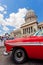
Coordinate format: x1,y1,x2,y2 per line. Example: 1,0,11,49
10,29,21,38
10,9,43,37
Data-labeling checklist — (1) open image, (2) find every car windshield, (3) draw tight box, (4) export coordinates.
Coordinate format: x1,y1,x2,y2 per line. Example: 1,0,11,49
34,30,43,36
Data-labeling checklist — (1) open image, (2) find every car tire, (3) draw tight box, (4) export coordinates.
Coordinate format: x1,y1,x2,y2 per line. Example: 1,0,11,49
12,48,26,64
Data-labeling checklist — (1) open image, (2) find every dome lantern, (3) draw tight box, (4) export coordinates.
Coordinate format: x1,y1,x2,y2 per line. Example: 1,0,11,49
25,9,37,22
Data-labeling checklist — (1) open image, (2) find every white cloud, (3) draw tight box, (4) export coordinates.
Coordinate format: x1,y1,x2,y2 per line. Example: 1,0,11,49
3,11,7,14
6,8,28,29
0,6,4,12
0,14,6,26
0,5,7,14
0,14,9,32
0,7,28,35
3,26,9,31
16,8,27,17
0,14,4,18
3,5,7,9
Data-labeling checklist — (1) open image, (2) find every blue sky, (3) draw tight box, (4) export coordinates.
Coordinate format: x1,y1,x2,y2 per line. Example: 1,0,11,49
0,0,43,21
0,0,43,35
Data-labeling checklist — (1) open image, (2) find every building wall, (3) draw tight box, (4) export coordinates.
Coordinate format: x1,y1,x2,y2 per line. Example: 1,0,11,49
10,22,43,37
10,10,43,37
21,22,38,36
38,23,43,30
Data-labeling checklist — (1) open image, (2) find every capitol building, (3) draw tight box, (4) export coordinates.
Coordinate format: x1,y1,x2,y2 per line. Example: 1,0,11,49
10,9,43,37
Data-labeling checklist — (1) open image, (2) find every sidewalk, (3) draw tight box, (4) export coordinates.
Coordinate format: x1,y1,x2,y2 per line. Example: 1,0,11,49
0,40,4,47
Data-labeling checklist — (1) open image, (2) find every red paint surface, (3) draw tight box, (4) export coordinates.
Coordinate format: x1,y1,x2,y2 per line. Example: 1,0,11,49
5,36,43,59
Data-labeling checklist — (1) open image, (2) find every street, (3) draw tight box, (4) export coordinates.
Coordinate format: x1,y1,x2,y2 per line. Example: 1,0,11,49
0,40,4,47
0,47,43,65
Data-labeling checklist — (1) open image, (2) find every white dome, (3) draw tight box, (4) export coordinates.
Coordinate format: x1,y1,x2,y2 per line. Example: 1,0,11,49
25,9,36,19
27,9,34,13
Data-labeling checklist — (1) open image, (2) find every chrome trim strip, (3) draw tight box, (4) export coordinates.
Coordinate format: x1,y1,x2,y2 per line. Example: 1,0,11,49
6,42,43,46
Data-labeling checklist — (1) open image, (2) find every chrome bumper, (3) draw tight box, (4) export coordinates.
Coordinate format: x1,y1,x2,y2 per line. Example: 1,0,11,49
3,51,9,56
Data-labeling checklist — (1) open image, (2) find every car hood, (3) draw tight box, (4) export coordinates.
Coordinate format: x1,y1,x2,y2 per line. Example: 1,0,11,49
5,36,40,43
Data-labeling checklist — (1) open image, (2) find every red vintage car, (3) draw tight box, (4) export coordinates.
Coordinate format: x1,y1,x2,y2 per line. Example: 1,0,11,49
4,30,43,64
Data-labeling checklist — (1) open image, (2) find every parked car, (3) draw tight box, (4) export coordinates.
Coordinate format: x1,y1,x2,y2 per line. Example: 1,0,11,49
4,30,43,64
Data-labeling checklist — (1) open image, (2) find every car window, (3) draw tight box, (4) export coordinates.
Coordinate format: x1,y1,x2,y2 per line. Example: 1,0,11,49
34,30,43,36
37,32,43,36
